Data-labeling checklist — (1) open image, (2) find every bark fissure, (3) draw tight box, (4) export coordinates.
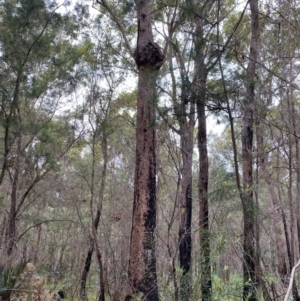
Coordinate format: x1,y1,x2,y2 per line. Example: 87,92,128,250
128,1,164,300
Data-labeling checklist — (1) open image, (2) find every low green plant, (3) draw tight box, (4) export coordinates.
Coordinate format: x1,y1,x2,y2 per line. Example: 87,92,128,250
212,274,243,301
0,263,27,301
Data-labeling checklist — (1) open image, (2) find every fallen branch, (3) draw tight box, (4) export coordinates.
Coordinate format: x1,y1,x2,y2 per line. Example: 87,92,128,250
284,259,300,301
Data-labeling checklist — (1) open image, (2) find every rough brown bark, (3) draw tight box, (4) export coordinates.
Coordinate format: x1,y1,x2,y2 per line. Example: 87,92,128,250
128,1,163,300
241,0,259,300
129,68,158,300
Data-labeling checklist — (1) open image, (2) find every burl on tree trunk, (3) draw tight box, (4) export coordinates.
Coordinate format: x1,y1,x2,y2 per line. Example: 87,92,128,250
128,1,164,300
134,41,164,70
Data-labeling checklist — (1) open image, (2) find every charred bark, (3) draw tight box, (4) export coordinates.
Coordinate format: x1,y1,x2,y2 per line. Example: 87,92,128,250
128,66,159,301
178,117,194,301
80,242,94,300
128,1,164,301
197,82,211,301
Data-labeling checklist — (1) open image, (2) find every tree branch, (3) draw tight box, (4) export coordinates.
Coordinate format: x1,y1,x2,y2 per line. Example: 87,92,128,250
284,259,300,301
95,0,135,59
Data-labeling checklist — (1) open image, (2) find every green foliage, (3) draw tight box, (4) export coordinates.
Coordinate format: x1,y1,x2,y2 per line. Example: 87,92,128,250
0,0,85,105
1,0,61,67
223,12,251,56
122,0,135,14
212,274,244,301
0,0,86,176
0,263,27,301
32,117,71,170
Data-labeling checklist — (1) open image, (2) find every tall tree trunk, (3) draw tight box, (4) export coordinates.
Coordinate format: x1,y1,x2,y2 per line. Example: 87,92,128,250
192,9,211,299
254,91,272,301
263,162,288,284
292,101,300,297
286,95,299,301
6,135,22,256
259,137,287,298
287,2,300,297
291,99,300,253
95,240,105,301
178,112,194,301
80,242,94,300
167,28,195,300
128,1,164,300
241,0,259,300
80,136,108,300
197,76,211,301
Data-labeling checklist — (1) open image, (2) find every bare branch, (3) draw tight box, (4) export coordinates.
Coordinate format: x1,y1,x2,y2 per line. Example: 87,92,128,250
284,259,300,301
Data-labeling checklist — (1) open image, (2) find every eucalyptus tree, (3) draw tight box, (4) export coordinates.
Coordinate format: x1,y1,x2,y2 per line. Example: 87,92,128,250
159,1,245,300
265,1,300,299
78,23,129,299
158,5,196,300
94,0,164,300
251,2,294,296
0,0,86,258
240,1,260,299
127,1,164,298
214,0,260,298
187,1,233,299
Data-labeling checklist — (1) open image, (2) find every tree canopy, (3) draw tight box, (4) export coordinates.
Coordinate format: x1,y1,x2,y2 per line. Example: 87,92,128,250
1,1,300,301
